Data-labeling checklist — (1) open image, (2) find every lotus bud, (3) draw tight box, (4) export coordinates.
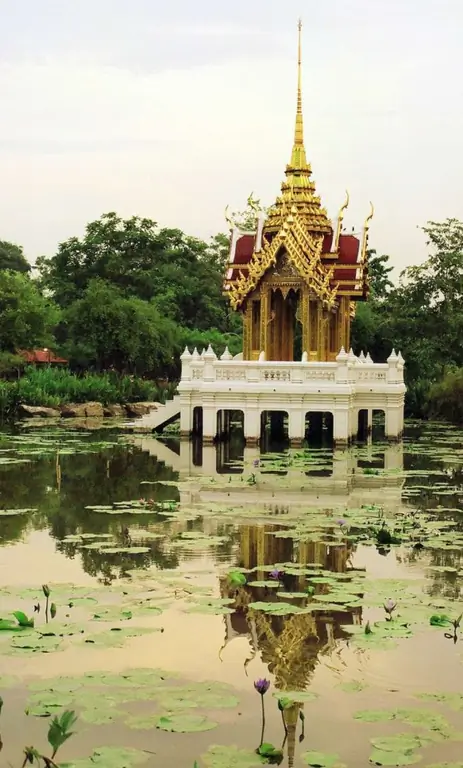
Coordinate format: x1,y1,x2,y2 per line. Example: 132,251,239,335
42,584,50,599
384,598,397,616
254,678,270,695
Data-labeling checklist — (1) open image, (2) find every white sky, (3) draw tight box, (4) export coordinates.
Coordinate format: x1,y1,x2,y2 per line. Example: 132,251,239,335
1,0,462,272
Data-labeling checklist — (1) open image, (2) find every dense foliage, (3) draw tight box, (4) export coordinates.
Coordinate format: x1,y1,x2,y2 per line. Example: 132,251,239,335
1,214,463,421
0,366,170,417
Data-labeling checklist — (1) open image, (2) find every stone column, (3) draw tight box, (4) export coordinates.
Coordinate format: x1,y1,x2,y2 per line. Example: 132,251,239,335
367,409,373,434
333,408,350,446
179,397,193,438
244,407,261,447
288,409,305,447
202,404,217,445
385,404,403,441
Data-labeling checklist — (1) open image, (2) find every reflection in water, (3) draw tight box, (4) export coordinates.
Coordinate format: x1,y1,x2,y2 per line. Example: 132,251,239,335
219,529,360,766
1,423,463,766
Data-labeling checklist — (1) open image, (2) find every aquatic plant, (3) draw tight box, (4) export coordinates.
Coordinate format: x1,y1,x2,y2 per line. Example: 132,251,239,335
269,569,284,582
384,598,397,619
42,584,51,623
0,695,76,767
254,678,270,748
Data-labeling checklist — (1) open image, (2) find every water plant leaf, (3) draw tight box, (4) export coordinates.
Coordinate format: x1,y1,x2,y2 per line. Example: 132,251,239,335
84,626,161,647
272,690,318,704
228,571,247,586
155,713,217,732
369,748,422,766
61,745,149,767
301,751,343,767
429,614,452,627
370,735,424,753
338,680,367,693
201,745,265,767
354,710,396,722
12,610,35,627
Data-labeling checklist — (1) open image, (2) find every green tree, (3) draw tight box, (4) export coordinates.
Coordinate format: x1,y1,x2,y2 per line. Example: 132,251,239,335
366,249,394,298
38,212,229,332
0,240,31,273
61,279,179,374
0,271,58,353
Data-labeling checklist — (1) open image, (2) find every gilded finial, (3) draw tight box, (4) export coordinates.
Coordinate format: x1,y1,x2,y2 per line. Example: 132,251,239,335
224,205,233,229
289,19,307,170
365,201,375,226
247,192,261,213
340,189,350,214
360,201,375,263
334,190,350,250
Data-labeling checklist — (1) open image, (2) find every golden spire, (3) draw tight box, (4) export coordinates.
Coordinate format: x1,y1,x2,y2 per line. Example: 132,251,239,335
290,19,307,169
263,20,332,236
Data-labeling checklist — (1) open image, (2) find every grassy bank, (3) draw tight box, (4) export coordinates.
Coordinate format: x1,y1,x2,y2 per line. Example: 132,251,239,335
0,366,176,418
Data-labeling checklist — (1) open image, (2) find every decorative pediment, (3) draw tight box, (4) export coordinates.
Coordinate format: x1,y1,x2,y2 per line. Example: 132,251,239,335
226,207,339,310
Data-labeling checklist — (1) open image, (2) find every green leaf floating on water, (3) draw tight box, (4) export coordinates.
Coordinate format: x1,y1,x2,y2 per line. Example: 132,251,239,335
61,746,149,767
301,751,344,767
369,748,422,766
187,603,234,615
354,710,397,723
272,690,318,704
201,744,265,767
84,627,162,647
429,614,452,627
228,571,247,587
156,713,217,732
338,680,367,693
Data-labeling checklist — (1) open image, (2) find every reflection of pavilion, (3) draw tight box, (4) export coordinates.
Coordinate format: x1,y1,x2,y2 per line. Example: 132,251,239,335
219,527,361,767
136,437,405,501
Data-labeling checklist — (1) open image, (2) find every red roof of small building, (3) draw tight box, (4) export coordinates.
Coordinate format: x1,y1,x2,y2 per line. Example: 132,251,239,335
19,349,68,364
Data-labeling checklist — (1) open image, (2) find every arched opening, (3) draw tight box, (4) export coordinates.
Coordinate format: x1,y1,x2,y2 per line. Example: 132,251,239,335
192,406,203,437
260,410,289,450
216,410,244,474
216,409,244,441
357,409,369,441
372,409,386,442
268,288,301,361
305,411,334,447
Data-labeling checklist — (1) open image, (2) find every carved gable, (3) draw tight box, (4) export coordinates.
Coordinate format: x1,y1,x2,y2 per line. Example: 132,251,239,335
270,250,300,278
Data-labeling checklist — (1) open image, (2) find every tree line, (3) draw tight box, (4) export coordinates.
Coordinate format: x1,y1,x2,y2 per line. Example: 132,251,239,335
1,214,462,421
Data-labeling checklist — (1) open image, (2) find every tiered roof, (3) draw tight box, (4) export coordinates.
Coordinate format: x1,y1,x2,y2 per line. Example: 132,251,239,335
224,20,373,311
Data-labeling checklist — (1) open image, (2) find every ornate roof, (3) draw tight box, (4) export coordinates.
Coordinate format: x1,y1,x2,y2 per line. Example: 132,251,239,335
223,20,373,310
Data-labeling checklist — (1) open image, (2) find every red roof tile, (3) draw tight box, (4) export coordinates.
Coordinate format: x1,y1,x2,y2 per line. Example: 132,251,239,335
19,349,68,364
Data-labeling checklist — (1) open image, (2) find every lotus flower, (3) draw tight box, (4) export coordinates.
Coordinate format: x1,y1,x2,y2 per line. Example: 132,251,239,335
253,459,260,468
384,598,397,616
269,568,284,581
337,518,347,527
254,678,270,695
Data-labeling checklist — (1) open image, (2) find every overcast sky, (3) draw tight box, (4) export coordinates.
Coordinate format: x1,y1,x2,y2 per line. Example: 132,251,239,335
1,0,462,271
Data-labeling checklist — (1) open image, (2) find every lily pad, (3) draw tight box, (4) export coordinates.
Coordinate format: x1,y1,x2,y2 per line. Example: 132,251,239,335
355,710,396,723
369,749,422,766
301,752,343,767
338,680,367,693
156,713,217,732
202,744,265,767
61,746,149,767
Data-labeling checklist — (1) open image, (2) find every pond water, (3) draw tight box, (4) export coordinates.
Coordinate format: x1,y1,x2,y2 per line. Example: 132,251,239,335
0,422,463,768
